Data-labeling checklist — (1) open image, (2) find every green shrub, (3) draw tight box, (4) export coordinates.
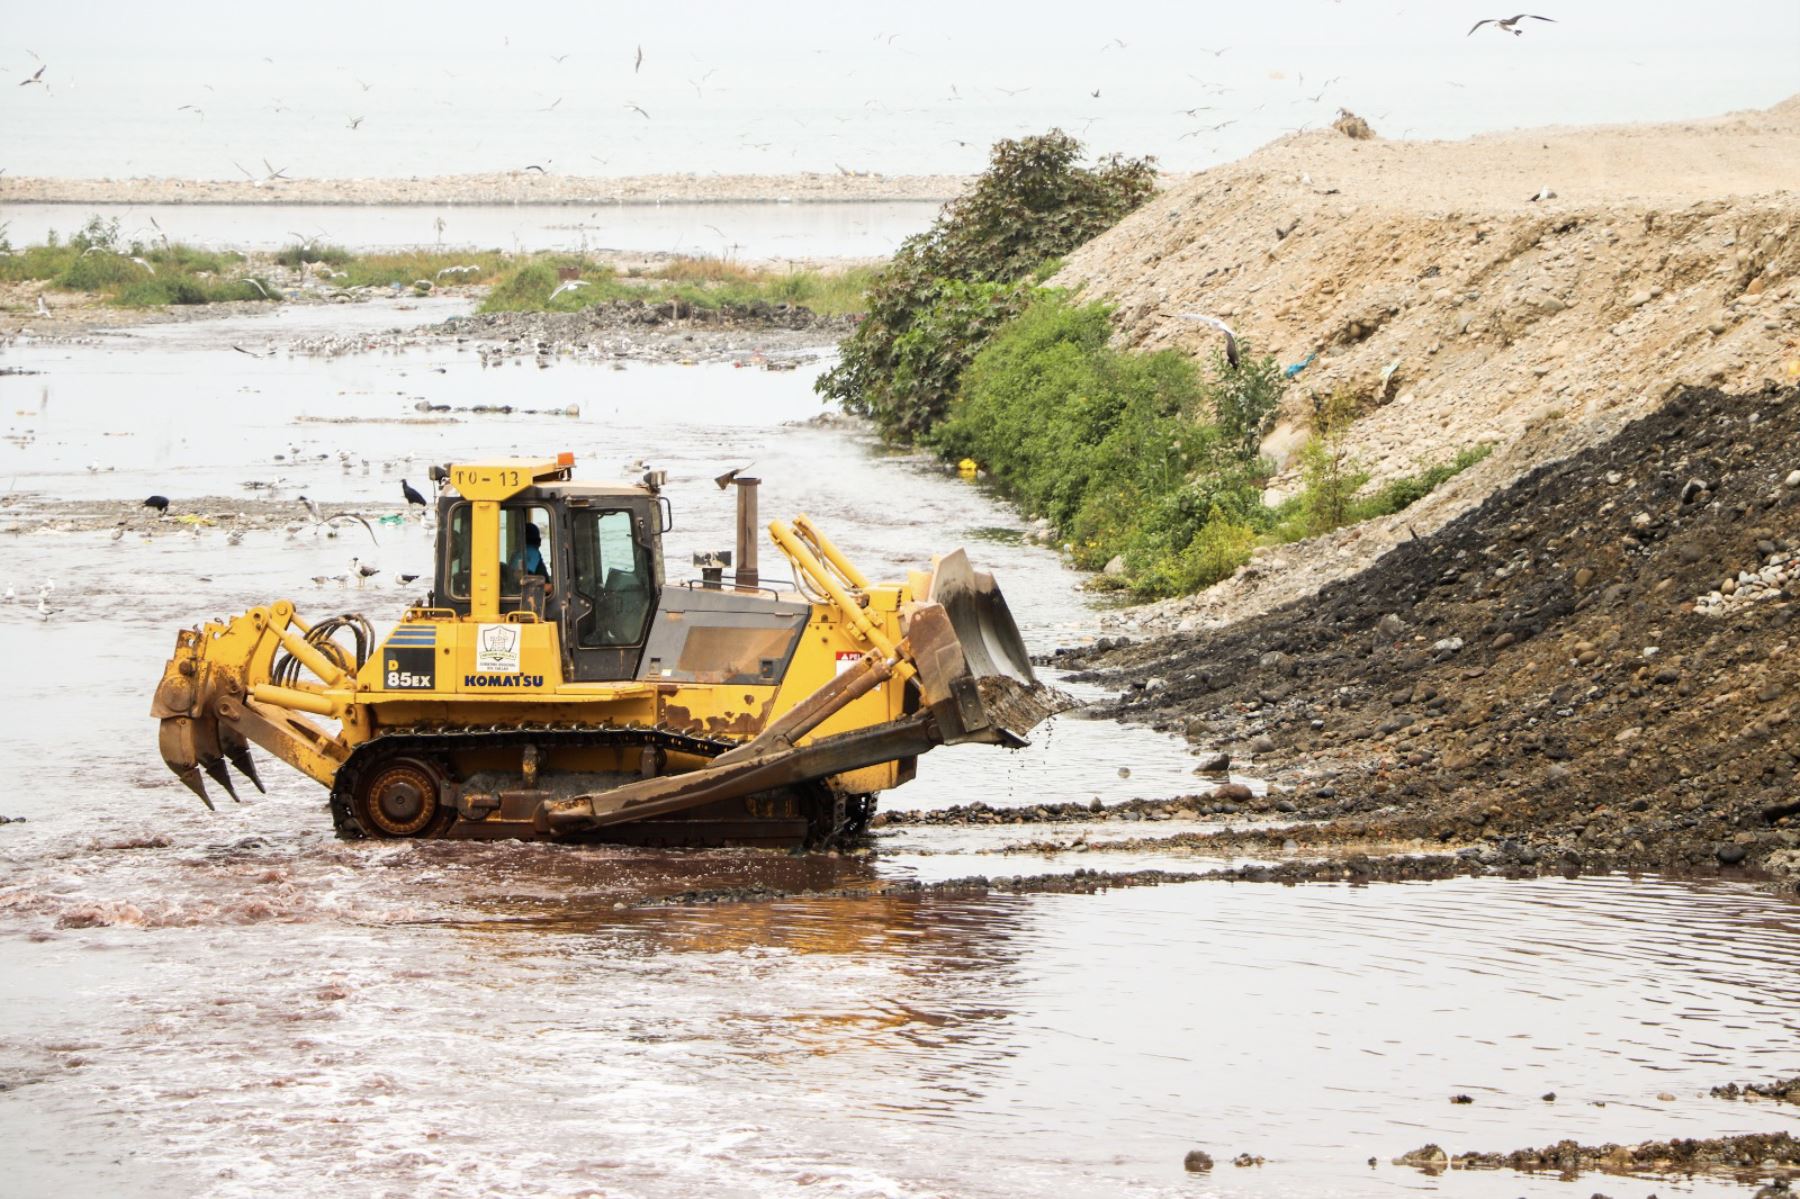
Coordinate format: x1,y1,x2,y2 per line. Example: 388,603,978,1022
935,294,1280,598
1358,444,1493,518
58,251,143,291
818,130,1157,442
275,240,353,268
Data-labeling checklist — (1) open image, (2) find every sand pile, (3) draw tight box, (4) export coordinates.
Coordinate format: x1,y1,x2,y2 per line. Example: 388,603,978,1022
1056,97,1800,631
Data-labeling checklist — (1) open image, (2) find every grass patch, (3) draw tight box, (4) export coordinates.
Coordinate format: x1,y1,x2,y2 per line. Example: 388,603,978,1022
335,249,512,289
476,256,875,317
0,215,258,307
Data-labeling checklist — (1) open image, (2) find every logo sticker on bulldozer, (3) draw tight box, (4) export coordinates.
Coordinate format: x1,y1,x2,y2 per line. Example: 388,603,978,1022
476,624,522,673
382,625,437,690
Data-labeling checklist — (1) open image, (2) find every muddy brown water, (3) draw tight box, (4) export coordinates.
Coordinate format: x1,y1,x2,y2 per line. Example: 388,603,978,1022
2,306,1798,1197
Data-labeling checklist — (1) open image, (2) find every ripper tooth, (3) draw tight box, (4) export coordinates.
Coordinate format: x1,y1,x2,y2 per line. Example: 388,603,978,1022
222,733,265,795
201,756,241,804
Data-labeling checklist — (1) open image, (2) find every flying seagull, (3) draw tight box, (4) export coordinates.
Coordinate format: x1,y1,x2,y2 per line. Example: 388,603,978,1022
624,103,650,119
1180,313,1240,369
19,65,45,87
634,45,643,73
1468,13,1556,35
548,279,590,301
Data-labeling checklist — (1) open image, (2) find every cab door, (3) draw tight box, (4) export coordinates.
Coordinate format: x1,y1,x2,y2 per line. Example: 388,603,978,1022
562,505,660,681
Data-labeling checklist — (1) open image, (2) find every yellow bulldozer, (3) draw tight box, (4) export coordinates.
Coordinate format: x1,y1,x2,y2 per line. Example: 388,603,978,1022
151,455,1063,847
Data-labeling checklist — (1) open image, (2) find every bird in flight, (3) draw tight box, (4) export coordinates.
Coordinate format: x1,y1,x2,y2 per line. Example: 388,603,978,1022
634,45,644,73
624,103,650,119
1090,88,1101,98
1101,38,1127,51
550,53,570,64
997,86,1030,97
19,65,46,87
1468,13,1556,35
348,116,364,130
177,104,204,119
1180,313,1240,369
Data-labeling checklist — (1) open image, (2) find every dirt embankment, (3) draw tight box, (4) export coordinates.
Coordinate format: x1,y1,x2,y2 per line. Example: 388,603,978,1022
1055,97,1800,632
0,172,970,206
1063,383,1800,892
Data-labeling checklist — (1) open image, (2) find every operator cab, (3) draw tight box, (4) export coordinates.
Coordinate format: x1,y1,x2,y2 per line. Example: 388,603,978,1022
431,483,666,681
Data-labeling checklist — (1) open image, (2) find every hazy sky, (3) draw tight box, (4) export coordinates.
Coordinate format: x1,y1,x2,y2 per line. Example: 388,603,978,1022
4,0,1797,177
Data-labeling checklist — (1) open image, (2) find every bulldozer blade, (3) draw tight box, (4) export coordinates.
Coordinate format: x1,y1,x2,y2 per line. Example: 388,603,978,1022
174,766,216,812
927,548,1037,685
221,731,266,794
201,756,242,804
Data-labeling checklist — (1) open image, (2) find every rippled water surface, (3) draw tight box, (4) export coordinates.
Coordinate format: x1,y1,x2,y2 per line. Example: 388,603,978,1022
2,312,1798,1197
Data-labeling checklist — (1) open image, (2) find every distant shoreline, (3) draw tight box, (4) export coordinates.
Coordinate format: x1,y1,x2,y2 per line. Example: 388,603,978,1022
0,172,979,207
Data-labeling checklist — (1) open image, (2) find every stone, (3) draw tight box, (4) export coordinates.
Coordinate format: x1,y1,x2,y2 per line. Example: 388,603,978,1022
1492,632,1517,649
1102,555,1127,577
1212,782,1254,802
1249,734,1277,754
1653,667,1681,685
1183,1150,1214,1173
1574,567,1595,588
1432,636,1464,653
1722,577,1738,595
1193,750,1231,773
1717,842,1750,865
1787,469,1800,489
1376,612,1408,638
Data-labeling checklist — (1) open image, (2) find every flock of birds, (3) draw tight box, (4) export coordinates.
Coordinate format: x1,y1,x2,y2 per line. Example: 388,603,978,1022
0,478,442,620
10,13,1564,175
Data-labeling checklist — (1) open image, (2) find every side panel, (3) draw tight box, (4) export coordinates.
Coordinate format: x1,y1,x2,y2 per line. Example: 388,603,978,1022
637,586,809,686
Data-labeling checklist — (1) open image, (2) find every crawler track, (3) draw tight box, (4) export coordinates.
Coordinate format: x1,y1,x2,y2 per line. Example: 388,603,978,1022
328,723,872,848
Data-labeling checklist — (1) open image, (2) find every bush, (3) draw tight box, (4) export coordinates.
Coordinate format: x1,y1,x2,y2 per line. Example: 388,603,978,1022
818,130,1157,442
275,240,353,268
1358,444,1493,518
1294,387,1369,537
57,251,142,291
935,295,1280,597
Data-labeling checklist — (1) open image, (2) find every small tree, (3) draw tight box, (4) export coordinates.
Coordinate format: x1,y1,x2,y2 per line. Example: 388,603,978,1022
1299,386,1369,536
818,130,1157,442
1207,345,1287,462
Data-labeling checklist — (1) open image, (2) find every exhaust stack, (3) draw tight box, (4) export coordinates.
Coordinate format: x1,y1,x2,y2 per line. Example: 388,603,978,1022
733,476,760,590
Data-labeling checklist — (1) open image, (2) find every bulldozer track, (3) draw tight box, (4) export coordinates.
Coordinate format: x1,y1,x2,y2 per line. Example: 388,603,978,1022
329,723,873,847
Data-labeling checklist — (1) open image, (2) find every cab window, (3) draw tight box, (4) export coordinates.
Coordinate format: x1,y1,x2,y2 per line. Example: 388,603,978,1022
445,503,552,599
572,509,654,646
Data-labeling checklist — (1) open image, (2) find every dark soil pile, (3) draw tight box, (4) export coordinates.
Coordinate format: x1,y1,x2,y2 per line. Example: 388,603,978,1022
1063,384,1800,890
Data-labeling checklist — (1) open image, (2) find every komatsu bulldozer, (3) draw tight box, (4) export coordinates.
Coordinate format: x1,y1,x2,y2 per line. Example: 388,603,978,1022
151,456,1063,847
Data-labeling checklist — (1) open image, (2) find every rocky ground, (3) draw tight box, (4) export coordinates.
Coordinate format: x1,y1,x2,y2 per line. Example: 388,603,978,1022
1056,95,1800,635
1049,382,1800,893
1398,1132,1799,1189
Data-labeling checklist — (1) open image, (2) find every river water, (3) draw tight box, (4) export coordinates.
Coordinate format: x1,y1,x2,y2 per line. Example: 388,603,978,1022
2,303,1798,1197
